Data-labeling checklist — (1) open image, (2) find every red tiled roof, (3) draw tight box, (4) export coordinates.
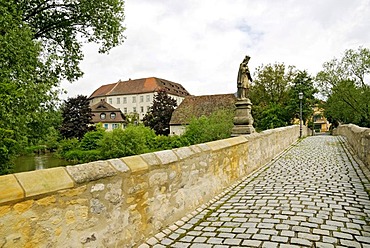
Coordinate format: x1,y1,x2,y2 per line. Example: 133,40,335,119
170,94,236,125
90,100,126,123
89,77,190,98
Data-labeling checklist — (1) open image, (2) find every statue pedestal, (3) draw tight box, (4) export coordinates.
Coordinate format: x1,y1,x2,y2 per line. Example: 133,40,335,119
231,98,255,136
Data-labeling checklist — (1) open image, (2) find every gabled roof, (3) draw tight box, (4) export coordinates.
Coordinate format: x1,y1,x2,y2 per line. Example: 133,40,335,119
90,100,126,123
89,77,190,98
170,94,236,125
91,100,120,112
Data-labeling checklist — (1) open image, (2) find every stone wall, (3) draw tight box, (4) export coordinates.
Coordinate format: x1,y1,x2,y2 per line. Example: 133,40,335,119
334,124,370,167
0,125,309,248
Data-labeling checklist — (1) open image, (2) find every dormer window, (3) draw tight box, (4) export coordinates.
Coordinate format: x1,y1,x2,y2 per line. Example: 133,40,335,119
100,113,106,120
110,113,116,119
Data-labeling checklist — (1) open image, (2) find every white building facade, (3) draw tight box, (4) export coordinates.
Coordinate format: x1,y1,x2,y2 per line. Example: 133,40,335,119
89,77,190,121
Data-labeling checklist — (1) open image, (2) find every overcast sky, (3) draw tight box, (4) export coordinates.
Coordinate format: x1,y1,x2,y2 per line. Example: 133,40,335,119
61,0,370,98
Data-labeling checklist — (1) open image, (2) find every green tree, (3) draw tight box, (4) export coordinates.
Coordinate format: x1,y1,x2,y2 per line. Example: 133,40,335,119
250,63,296,130
0,128,17,175
0,1,57,169
143,90,177,135
286,71,318,124
18,0,126,82
0,0,126,173
316,47,370,127
60,95,95,139
26,108,63,146
251,63,296,105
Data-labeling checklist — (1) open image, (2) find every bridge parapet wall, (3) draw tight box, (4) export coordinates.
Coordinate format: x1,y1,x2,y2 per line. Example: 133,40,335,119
0,125,309,247
334,124,370,167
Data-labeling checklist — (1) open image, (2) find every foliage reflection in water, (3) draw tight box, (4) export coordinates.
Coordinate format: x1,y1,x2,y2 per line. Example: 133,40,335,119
13,153,74,173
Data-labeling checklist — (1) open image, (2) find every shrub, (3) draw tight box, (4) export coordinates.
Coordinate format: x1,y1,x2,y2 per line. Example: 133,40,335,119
24,145,47,154
80,127,105,151
151,135,187,151
63,149,102,163
182,109,234,145
99,125,156,159
57,138,80,157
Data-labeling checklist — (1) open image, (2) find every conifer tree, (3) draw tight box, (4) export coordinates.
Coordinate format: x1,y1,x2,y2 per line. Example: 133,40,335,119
143,90,177,135
60,95,95,139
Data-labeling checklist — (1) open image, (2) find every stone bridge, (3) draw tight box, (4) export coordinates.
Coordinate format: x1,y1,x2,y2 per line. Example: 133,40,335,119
0,124,369,248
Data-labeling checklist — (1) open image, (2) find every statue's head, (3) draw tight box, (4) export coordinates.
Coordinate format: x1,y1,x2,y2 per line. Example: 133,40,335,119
244,55,251,62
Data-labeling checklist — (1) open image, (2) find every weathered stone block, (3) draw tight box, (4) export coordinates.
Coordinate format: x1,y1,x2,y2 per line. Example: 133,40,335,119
122,155,149,172
15,167,74,197
189,145,202,153
141,153,161,167
108,158,130,173
0,174,24,204
194,144,211,152
155,150,178,165
66,161,116,184
206,140,230,151
225,136,248,147
174,147,194,160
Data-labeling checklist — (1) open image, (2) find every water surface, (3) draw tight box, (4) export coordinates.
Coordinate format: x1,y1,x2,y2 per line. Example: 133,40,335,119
13,153,74,173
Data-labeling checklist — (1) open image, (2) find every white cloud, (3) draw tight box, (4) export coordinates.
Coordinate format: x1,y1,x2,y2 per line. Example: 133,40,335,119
61,0,370,98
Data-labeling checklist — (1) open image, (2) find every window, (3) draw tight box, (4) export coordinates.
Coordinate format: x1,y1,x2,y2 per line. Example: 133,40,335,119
132,96,136,103
110,113,116,119
140,96,144,102
147,106,150,112
112,123,119,129
133,107,137,113
116,98,120,104
123,97,127,104
108,98,112,104
140,106,144,113
123,107,127,114
146,95,150,102
104,124,109,129
100,113,106,120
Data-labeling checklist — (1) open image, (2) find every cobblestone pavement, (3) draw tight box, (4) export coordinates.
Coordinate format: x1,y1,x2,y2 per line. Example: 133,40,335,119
140,136,370,248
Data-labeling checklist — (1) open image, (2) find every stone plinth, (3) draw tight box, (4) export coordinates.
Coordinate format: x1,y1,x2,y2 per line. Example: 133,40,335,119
231,98,255,136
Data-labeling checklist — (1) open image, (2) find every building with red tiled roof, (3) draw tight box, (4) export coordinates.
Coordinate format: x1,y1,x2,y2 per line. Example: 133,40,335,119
170,94,236,135
89,77,190,120
91,100,127,131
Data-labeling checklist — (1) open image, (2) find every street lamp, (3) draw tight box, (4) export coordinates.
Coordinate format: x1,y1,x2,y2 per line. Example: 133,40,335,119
299,92,303,138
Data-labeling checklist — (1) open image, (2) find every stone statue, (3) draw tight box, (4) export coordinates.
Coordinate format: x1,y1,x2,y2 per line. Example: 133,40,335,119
231,55,255,136
237,55,253,100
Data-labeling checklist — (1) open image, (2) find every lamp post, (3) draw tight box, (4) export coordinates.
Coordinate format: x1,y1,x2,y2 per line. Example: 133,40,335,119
299,92,303,138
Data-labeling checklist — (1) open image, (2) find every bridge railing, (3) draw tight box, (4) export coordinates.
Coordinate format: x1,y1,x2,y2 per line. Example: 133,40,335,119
334,124,370,168
0,125,311,247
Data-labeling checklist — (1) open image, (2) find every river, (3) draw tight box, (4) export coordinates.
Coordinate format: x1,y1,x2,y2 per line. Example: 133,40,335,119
13,153,75,173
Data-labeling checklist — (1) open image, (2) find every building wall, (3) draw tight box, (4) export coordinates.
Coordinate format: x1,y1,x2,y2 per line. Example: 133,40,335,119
91,93,184,120
102,123,124,131
0,125,310,247
170,125,186,136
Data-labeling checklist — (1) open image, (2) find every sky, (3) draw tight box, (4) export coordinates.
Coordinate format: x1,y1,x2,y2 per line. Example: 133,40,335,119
61,0,370,98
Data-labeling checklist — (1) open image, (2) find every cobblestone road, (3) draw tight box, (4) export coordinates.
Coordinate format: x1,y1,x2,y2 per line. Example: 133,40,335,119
140,136,370,248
